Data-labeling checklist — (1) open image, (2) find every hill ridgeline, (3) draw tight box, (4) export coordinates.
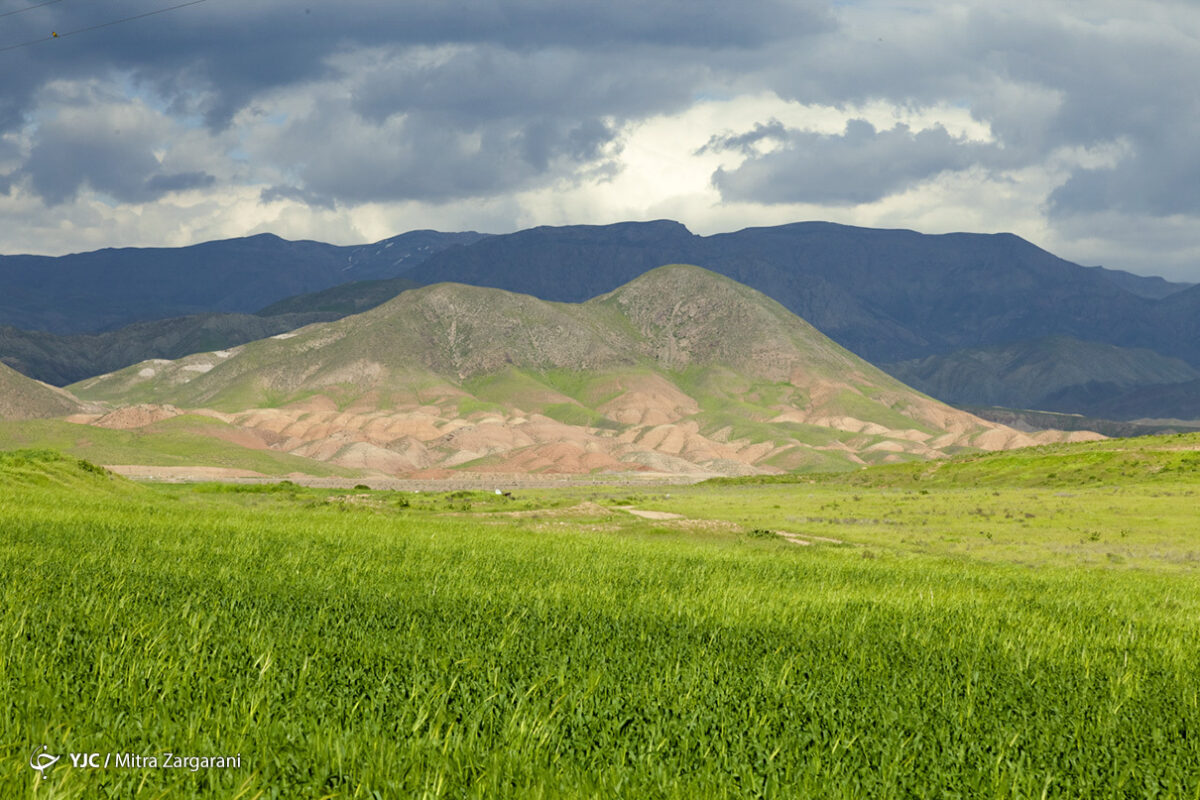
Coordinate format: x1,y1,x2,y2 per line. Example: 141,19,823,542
68,266,1098,478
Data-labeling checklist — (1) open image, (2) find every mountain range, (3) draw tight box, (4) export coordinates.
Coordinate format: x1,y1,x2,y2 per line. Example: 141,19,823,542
2,220,1198,424
62,266,1093,478
0,230,484,334
886,337,1200,418
401,221,1199,365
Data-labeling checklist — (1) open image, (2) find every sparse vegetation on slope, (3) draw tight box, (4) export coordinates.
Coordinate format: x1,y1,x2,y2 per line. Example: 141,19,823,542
841,431,1200,489
0,362,82,420
68,266,1089,478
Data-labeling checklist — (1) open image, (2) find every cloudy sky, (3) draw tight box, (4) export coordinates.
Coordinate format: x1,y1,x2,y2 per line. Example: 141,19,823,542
1,0,1198,279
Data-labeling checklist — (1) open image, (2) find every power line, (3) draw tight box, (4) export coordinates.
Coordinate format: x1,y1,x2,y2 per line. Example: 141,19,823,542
0,0,67,20
0,0,214,54
0,30,56,53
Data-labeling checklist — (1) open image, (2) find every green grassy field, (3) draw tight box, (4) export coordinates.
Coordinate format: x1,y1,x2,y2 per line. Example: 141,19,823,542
2,443,1200,798
0,418,362,479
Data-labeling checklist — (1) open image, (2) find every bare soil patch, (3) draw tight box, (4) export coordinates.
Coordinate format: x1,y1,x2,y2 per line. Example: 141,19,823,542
615,506,685,520
105,465,271,482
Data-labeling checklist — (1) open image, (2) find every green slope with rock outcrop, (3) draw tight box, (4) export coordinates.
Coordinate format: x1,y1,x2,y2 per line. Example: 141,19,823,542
70,266,1096,477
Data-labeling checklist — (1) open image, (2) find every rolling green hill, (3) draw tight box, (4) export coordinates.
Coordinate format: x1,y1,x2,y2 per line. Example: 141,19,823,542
69,266,1093,477
72,265,969,408
0,449,138,493
714,431,1200,489
0,417,362,478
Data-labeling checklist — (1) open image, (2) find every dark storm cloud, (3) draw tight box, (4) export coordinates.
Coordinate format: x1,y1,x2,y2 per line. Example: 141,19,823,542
376,0,833,49
252,42,725,205
744,6,1200,219
348,45,705,125
12,85,215,206
259,185,337,210
21,111,163,205
3,0,1199,238
143,171,215,194
0,0,829,131
986,14,1200,220
1049,149,1200,218
0,0,829,206
710,119,992,205
697,120,791,156
940,9,1200,222
256,91,624,205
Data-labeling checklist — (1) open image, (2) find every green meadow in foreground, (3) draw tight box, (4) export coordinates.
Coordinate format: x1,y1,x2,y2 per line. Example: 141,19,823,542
2,441,1200,798
0,418,363,478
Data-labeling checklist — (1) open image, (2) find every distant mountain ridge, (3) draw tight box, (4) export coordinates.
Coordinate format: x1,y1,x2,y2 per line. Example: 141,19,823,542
255,277,422,317
5,221,1193,357
886,336,1200,417
0,277,425,387
1081,265,1194,300
0,312,338,386
961,406,1200,438
1057,379,1200,423
399,221,1200,366
4,219,1199,424
0,230,485,334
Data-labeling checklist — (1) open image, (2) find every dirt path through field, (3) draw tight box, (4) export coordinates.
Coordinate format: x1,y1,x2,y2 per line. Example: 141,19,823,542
614,505,844,547
773,531,845,546
614,506,685,520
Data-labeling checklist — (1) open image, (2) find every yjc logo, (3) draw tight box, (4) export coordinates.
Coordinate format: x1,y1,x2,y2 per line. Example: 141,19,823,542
68,753,103,768
29,746,60,780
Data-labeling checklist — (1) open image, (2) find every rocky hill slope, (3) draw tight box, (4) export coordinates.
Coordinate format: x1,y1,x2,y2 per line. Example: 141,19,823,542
0,362,84,420
70,266,1097,478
